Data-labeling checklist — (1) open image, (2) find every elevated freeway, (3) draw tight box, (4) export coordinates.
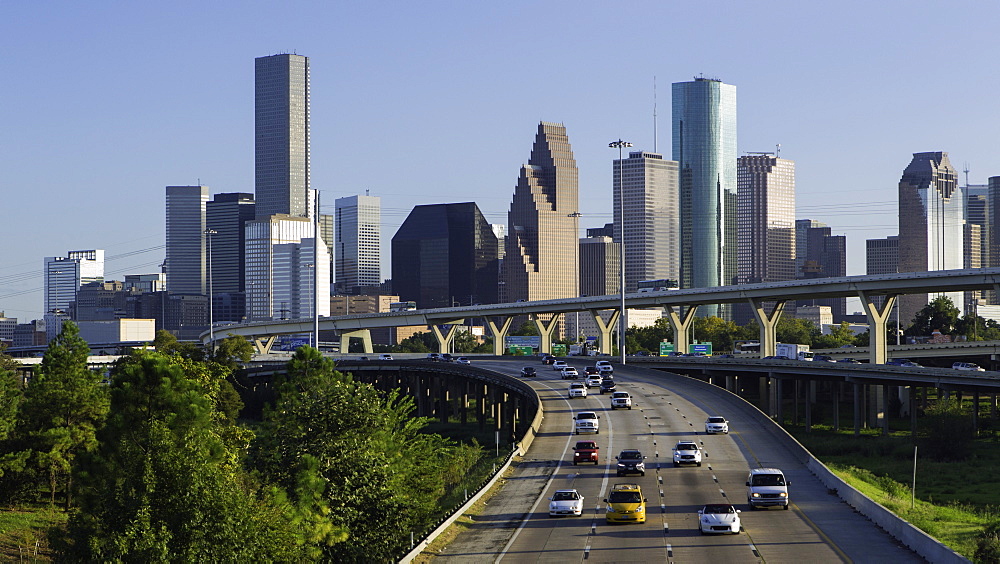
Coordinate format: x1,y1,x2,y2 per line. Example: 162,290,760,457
421,358,946,562
203,268,1000,366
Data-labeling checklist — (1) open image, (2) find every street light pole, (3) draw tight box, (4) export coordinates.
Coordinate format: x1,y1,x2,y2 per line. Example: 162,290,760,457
609,140,632,365
204,228,217,354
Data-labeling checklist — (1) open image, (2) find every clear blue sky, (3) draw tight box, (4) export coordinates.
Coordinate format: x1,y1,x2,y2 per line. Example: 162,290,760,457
3,1,999,320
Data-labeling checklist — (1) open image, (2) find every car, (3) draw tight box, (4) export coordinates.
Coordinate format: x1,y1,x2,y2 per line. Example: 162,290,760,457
762,355,790,360
520,366,537,377
615,449,646,476
953,362,986,371
837,358,863,364
574,411,600,434
572,440,599,465
604,484,647,523
426,352,441,361
359,356,370,361
585,374,603,388
746,467,790,510
552,360,568,371
595,360,613,373
585,366,600,375
600,378,617,394
886,358,913,366
704,416,729,434
440,353,454,362
610,391,632,410
633,350,653,356
813,354,836,362
378,354,393,361
541,355,556,365
549,489,585,517
673,441,702,467
568,382,588,399
561,367,580,379
455,357,471,365
698,503,742,534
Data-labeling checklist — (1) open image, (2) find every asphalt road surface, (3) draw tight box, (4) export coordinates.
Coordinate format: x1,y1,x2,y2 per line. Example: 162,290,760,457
432,359,923,563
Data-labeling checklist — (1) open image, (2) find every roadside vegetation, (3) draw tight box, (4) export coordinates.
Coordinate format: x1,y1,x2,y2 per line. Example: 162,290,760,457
0,325,497,562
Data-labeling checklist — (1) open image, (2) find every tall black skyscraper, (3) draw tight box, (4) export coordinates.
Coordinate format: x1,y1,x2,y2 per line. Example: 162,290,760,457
207,193,255,321
255,54,310,220
391,203,499,309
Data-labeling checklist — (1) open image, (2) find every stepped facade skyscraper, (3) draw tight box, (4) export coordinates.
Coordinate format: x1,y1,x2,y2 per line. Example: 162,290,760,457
503,122,579,303
672,77,737,318
255,54,310,220
335,194,381,293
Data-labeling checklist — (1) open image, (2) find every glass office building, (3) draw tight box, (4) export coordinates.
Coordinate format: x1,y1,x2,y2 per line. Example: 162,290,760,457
672,78,737,318
255,54,310,220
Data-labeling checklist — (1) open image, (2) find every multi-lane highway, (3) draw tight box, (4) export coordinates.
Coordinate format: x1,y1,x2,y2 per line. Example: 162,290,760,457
433,359,923,563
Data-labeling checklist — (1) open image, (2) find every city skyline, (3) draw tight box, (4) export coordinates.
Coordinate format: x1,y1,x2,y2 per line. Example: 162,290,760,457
3,2,1000,319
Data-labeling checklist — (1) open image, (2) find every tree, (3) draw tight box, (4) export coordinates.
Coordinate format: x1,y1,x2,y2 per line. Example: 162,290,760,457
211,334,254,369
814,321,859,348
152,329,204,360
59,351,322,561
15,321,109,507
921,397,974,461
397,332,436,353
627,318,672,353
905,296,960,337
775,317,820,347
0,344,21,442
253,346,480,561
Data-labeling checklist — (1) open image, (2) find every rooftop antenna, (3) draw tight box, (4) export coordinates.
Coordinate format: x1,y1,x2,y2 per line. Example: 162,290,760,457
963,162,970,187
366,188,370,196
653,76,658,153
776,144,781,157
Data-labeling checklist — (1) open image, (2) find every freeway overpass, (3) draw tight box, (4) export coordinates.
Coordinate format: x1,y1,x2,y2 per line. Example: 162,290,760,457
203,268,1000,364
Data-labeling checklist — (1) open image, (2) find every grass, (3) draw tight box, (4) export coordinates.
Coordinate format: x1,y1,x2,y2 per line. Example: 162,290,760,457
791,426,1000,560
0,507,66,562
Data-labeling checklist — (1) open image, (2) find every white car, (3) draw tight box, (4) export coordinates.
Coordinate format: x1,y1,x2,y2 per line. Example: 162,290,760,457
561,367,580,379
704,416,729,434
573,411,600,434
953,362,986,371
553,360,568,371
549,489,584,516
610,391,632,410
673,441,702,467
455,357,471,365
698,503,741,534
585,374,603,388
568,382,588,398
378,354,393,361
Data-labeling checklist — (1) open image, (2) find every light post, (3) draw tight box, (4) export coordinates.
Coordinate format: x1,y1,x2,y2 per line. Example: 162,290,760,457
204,228,217,353
609,139,632,364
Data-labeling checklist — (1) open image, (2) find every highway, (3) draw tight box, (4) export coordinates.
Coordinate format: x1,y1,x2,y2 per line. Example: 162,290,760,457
433,359,923,563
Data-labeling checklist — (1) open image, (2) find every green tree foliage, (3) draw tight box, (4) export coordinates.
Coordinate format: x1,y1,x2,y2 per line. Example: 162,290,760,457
152,329,204,360
775,317,820,346
975,520,1000,562
691,316,746,353
0,344,21,442
510,321,539,336
627,318,672,353
254,346,480,561
955,314,1000,341
921,397,974,461
60,351,320,561
211,334,254,369
814,321,861,348
14,322,109,507
905,296,960,337
396,331,436,353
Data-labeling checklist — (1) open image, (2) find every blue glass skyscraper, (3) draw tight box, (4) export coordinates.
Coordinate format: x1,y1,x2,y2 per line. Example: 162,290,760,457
672,77,737,318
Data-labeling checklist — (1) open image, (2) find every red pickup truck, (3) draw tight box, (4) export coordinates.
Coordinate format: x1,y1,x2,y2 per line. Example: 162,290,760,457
573,440,599,465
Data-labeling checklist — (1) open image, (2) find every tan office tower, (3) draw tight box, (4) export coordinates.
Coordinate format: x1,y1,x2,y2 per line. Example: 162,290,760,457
736,155,796,285
504,122,579,305
898,152,965,325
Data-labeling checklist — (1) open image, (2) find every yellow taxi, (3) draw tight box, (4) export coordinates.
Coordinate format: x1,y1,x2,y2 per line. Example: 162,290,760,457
604,483,647,524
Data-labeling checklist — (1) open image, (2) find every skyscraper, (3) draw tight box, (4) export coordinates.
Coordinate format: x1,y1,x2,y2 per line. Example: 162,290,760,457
579,236,620,298
503,122,579,304
612,151,679,292
335,195,381,293
206,192,255,321
866,235,899,313
244,215,330,321
897,152,965,323
255,54,310,220
44,249,104,314
797,220,847,319
391,202,499,309
672,78,737,317
736,155,796,284
165,185,209,295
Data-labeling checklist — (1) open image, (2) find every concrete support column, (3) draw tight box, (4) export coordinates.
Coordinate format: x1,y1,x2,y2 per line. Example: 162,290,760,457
910,388,918,439
793,380,800,426
503,393,515,443
415,375,427,417
665,305,696,355
749,298,786,358
759,377,770,415
857,291,897,365
431,322,463,354
973,391,980,435
531,314,561,355
833,382,841,431
438,379,449,424
774,378,784,424
487,317,513,355
853,382,862,437
252,335,277,355
805,380,814,432
339,329,374,355
477,385,487,431
589,310,620,355
460,381,469,425
880,384,889,436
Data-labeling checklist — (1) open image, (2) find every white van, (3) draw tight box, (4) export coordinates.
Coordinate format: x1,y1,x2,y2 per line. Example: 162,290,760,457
746,468,789,510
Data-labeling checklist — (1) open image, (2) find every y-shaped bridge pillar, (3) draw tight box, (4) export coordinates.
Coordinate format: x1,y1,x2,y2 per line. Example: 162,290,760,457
531,314,561,355
339,329,373,354
589,310,620,355
431,322,464,354
665,305,696,355
858,292,897,365
749,298,786,358
487,317,513,355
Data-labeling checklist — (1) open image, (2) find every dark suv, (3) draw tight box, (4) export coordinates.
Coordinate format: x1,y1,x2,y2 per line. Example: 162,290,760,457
520,366,537,377
599,378,616,394
615,449,646,476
